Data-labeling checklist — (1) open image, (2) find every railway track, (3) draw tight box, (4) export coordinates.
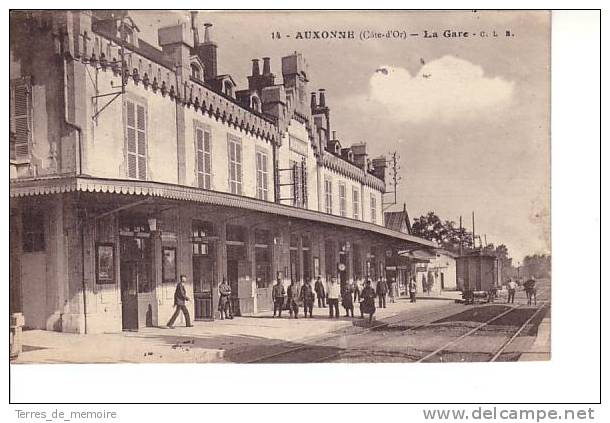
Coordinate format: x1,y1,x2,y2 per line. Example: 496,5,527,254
416,302,548,363
245,301,548,364
243,304,463,364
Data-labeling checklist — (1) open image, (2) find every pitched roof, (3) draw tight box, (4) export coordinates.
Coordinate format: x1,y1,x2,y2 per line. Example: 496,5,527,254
384,208,412,235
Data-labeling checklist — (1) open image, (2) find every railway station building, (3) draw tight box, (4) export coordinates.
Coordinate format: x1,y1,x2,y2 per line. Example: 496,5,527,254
9,11,435,333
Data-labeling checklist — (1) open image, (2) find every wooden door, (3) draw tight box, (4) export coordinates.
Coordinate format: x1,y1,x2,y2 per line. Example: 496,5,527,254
120,261,139,330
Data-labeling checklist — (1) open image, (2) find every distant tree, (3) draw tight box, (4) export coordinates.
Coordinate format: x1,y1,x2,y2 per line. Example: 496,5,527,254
411,211,474,254
521,254,551,278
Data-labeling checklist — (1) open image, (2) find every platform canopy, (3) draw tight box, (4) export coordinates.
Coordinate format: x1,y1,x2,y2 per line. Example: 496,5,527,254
10,175,437,249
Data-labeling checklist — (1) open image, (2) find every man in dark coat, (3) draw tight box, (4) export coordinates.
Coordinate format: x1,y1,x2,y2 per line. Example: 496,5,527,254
314,276,326,308
218,277,233,319
167,275,192,328
376,277,388,308
300,279,315,318
408,277,417,303
360,279,376,323
272,278,285,317
342,281,354,317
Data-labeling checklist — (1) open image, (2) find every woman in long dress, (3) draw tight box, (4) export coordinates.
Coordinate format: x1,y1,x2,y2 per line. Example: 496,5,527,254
359,279,376,323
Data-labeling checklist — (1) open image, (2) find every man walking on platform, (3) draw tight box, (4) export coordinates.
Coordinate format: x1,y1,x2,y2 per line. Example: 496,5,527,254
167,275,192,328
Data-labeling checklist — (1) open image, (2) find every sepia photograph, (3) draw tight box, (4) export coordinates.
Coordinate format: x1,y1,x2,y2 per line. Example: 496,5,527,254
5,7,602,412
8,9,552,365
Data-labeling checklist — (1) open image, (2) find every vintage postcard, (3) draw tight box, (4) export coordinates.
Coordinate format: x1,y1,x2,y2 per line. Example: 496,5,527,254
9,10,551,367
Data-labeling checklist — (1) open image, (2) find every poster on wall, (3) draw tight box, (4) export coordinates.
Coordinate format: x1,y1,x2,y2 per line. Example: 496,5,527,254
162,247,177,283
96,243,114,284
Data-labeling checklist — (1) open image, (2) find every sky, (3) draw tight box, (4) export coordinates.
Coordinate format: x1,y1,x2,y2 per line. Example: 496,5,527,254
130,10,551,263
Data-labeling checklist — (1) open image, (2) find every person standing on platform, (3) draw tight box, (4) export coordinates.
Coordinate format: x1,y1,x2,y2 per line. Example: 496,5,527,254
300,279,315,318
314,276,326,308
327,277,341,318
272,277,285,317
287,279,301,319
218,277,233,320
360,279,376,323
353,277,361,302
167,275,192,328
342,280,355,317
507,278,517,304
408,277,417,303
376,277,388,308
388,277,396,303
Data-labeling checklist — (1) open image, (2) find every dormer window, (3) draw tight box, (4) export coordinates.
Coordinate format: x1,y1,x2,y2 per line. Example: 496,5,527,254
191,63,202,81
251,96,261,112
334,143,340,154
223,80,233,97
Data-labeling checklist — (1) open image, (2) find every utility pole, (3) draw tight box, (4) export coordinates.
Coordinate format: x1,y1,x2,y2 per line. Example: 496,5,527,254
472,211,476,249
383,151,401,210
459,215,463,256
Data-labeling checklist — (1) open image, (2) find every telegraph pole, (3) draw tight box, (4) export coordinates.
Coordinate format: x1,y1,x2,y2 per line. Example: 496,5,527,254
472,211,476,249
383,151,401,210
459,215,464,256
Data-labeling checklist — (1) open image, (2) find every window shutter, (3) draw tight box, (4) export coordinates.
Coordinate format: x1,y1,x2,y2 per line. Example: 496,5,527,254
136,105,146,180
196,128,204,188
10,78,31,159
125,100,137,178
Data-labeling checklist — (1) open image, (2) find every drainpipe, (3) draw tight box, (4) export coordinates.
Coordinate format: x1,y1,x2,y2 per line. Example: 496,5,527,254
272,142,279,203
78,205,88,334
63,50,86,332
174,65,181,184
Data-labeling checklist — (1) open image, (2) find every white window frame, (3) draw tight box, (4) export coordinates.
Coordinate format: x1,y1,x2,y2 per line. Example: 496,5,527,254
227,135,243,195
123,97,147,180
338,182,347,217
324,178,333,214
194,123,212,190
256,149,269,201
352,187,360,220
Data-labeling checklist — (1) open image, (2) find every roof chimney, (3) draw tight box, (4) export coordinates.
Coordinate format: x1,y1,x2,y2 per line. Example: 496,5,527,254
262,57,271,75
310,92,317,111
198,23,217,81
252,59,260,76
203,23,213,43
190,11,199,45
332,130,336,140
318,88,326,107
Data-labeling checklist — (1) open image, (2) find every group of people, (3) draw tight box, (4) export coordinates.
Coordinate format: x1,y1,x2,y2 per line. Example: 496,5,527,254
164,273,424,328
271,276,405,323
506,276,538,305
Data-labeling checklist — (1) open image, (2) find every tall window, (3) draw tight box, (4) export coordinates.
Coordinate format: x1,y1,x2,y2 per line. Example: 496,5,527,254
352,187,360,220
256,150,269,201
10,77,31,161
338,183,347,217
370,194,377,224
228,136,242,195
195,127,212,189
324,178,333,214
125,99,147,180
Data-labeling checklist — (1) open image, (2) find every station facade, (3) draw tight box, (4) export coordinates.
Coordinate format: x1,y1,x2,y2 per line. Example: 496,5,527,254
9,11,435,333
